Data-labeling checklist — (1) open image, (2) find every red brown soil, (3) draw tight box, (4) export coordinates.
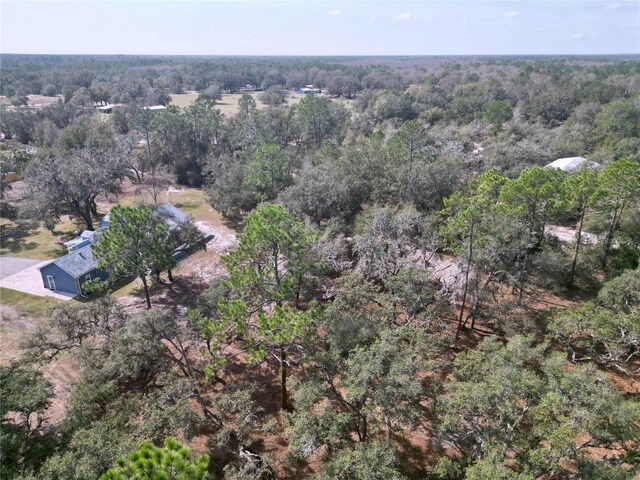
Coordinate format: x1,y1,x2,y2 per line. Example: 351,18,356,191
3,183,636,478
0,305,81,425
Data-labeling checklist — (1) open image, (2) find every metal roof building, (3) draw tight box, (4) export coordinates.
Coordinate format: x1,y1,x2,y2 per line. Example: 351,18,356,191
545,157,600,173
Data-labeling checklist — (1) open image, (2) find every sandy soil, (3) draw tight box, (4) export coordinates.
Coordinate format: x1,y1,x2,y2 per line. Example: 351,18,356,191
2,180,634,477
547,224,598,245
0,305,80,424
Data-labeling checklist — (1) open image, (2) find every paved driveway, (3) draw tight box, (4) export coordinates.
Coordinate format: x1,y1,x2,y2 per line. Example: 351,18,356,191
0,257,43,280
0,259,75,300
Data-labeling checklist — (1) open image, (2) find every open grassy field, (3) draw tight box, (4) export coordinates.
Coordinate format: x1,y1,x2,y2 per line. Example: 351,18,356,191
169,92,200,108
0,94,64,109
0,217,80,259
171,90,304,115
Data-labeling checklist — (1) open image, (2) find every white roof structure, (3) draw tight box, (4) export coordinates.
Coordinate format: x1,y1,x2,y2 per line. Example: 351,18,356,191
144,105,167,111
545,156,600,173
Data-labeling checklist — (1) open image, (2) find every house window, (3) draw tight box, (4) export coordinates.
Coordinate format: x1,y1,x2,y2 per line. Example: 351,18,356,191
85,274,92,283
47,275,56,290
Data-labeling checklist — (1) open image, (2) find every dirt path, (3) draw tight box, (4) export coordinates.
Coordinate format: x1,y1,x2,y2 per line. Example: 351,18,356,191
546,224,598,244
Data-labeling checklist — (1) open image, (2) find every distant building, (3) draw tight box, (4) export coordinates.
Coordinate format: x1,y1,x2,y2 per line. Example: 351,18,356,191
297,85,321,94
97,104,113,113
143,105,167,111
545,156,600,173
38,245,107,297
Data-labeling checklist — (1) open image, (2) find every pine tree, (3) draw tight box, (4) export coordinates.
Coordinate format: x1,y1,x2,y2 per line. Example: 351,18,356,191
93,205,175,308
100,437,210,480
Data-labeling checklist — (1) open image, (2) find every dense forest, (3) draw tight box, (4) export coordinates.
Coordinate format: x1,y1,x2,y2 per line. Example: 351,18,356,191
1,54,639,480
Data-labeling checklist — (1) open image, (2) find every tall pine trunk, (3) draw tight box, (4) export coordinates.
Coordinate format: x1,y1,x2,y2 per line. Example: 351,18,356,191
569,204,586,288
456,227,473,341
602,206,622,270
141,275,151,309
280,345,288,411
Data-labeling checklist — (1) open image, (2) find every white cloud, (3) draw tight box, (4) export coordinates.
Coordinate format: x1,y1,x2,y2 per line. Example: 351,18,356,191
502,11,519,17
605,2,621,10
395,12,412,21
369,15,377,21
245,34,253,40
327,9,341,17
572,33,585,39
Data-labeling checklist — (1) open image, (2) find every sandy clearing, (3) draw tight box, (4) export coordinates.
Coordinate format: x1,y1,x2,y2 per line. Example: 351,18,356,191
546,225,598,245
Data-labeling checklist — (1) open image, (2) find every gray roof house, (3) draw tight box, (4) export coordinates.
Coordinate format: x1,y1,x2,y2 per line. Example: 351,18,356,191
38,203,192,298
38,245,107,297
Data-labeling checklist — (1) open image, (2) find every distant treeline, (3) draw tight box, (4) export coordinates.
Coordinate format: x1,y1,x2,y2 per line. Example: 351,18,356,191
2,54,639,104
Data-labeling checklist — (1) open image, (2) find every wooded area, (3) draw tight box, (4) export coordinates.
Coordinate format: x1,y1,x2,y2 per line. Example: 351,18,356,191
1,54,639,479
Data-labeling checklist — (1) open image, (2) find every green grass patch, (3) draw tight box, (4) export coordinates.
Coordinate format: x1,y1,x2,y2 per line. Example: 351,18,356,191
0,218,78,259
170,191,206,213
0,288,61,318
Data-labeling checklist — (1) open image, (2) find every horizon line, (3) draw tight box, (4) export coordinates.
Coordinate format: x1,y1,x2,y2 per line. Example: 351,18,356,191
2,52,639,57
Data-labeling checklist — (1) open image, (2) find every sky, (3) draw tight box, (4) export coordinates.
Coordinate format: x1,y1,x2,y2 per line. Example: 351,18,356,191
1,0,639,56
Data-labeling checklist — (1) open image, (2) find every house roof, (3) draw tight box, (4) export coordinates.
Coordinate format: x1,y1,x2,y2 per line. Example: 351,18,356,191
99,212,110,229
63,237,92,250
99,204,188,231
42,245,97,278
546,156,600,172
154,203,189,230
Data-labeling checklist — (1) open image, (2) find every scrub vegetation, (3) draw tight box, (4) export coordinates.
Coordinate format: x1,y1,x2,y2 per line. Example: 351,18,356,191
1,54,639,479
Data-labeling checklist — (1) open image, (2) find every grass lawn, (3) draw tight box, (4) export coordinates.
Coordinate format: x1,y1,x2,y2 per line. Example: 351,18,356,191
0,217,79,259
0,287,61,318
1,183,217,261
170,92,200,108
100,186,214,222
170,91,305,116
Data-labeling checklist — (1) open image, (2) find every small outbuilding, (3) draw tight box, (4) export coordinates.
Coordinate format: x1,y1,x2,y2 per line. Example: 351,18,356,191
545,156,600,173
38,245,107,297
63,230,97,253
